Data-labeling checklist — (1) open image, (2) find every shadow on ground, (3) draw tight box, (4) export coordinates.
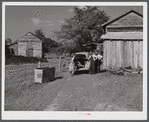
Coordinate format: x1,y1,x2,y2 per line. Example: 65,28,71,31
74,70,89,75
34,76,63,84
54,76,63,80
74,70,107,75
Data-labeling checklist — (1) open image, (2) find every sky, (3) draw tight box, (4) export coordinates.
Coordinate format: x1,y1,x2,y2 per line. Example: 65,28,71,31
5,5,143,42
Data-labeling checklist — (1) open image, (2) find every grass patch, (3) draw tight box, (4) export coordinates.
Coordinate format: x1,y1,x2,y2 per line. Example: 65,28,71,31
6,55,48,65
5,61,70,111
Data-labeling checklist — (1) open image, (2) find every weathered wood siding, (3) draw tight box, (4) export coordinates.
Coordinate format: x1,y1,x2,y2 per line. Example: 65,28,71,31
9,43,18,55
18,42,27,56
32,42,42,58
103,40,143,70
17,41,42,58
16,32,42,58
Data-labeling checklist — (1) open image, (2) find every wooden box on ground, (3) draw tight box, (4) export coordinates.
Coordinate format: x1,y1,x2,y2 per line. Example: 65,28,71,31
34,67,55,83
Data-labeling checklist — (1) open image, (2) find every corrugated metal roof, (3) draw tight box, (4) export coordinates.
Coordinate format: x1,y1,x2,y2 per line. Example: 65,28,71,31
101,32,143,40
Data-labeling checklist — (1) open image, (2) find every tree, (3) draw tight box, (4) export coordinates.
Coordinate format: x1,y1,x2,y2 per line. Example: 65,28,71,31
34,29,59,54
5,38,13,56
35,29,46,40
34,29,48,54
43,38,59,52
54,6,109,52
5,38,12,45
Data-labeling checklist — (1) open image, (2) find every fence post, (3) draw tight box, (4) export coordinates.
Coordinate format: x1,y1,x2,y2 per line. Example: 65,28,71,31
58,55,68,72
59,56,61,71
38,61,41,68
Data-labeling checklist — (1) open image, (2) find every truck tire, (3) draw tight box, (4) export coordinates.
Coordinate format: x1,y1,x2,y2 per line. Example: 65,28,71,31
70,63,76,76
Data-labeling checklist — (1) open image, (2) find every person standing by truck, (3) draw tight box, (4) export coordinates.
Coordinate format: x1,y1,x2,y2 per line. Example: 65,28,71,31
89,52,94,74
89,51,97,74
97,52,103,73
92,52,98,74
92,51,103,73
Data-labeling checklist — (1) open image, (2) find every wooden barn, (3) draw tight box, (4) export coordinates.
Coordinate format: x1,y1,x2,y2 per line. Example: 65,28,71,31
101,10,143,70
8,32,43,58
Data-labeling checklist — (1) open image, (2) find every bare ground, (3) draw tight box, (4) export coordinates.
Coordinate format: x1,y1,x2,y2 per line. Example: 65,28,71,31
45,71,143,111
5,62,142,111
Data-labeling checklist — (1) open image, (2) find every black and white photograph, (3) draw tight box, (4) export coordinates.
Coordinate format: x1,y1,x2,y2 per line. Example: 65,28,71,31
2,2,147,120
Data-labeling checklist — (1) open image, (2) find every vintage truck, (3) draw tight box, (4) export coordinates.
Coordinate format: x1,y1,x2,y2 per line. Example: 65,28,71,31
69,52,90,76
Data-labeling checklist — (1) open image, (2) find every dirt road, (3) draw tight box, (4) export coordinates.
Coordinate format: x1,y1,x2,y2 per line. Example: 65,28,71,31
45,71,143,111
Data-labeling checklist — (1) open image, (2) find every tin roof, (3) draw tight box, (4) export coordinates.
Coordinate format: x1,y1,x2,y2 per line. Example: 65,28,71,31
101,32,143,40
8,32,43,46
17,32,42,42
102,10,143,27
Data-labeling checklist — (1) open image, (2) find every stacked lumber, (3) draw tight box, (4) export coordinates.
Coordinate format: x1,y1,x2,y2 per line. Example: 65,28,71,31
108,66,143,75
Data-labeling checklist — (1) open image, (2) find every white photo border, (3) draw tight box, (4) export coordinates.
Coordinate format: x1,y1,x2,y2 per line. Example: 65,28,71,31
2,2,148,120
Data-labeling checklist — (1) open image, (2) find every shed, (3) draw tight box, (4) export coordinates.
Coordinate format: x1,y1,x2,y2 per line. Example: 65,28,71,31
8,32,43,58
101,10,143,70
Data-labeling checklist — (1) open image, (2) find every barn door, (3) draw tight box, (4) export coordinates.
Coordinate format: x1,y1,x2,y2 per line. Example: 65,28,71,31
27,49,33,57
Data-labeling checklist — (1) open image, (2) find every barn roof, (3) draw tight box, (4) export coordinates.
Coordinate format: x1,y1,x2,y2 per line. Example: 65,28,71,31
101,32,143,40
8,32,43,46
102,10,143,27
17,32,42,42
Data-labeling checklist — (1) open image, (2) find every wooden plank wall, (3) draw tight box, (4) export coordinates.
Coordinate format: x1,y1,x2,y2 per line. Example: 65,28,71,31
103,40,143,70
9,43,18,55
32,42,42,58
17,41,42,58
18,42,27,57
